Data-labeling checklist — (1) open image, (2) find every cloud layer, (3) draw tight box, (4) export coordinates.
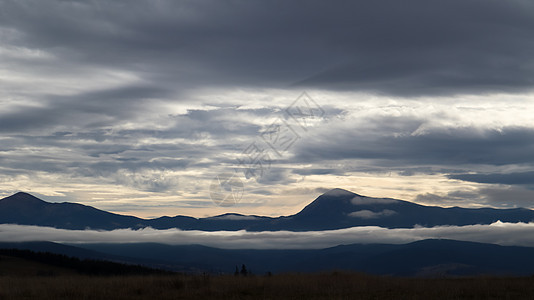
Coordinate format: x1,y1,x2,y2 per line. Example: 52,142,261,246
2,222,534,249
3,0,534,95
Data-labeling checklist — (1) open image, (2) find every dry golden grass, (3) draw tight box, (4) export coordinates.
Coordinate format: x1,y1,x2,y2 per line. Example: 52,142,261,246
1,252,534,299
1,272,534,299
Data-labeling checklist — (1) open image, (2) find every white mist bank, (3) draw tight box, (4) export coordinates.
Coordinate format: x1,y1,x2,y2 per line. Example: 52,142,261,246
0,221,533,249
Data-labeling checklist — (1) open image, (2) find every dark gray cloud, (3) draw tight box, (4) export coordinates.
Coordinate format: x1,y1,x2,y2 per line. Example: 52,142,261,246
292,168,346,176
0,85,170,133
449,171,534,186
295,125,534,167
416,186,534,209
415,190,486,206
1,0,534,95
479,186,534,208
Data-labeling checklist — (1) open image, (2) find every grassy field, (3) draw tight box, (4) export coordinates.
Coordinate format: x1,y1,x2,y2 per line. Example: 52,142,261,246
2,253,534,299
2,272,534,299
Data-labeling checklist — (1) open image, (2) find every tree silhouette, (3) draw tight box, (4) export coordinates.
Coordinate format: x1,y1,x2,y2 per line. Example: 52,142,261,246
240,264,248,276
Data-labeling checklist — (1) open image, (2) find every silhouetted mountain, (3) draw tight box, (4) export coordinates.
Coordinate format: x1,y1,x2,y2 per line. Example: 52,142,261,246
1,189,534,231
0,192,146,230
276,188,534,230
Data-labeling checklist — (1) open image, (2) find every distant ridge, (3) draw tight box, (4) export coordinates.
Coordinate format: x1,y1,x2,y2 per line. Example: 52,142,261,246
5,239,534,276
1,189,534,231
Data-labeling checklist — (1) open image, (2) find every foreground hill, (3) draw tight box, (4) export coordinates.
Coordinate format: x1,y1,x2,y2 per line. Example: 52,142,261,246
0,248,164,276
3,239,534,276
1,189,534,231
75,239,534,276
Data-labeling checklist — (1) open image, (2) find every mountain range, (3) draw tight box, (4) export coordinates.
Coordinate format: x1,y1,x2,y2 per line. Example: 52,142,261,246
1,189,533,231
2,189,534,276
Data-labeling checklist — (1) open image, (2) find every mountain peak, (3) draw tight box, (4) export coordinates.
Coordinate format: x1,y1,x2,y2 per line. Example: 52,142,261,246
1,192,47,205
322,188,358,197
12,191,36,197
294,189,361,220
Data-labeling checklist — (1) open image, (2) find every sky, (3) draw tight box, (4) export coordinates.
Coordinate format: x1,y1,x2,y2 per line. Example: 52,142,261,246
1,0,534,219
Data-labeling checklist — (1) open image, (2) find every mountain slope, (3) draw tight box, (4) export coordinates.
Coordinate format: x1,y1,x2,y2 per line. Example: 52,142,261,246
0,192,147,230
275,188,534,230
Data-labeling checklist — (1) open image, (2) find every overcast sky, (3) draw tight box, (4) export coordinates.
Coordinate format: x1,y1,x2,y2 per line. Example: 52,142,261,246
1,0,534,218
